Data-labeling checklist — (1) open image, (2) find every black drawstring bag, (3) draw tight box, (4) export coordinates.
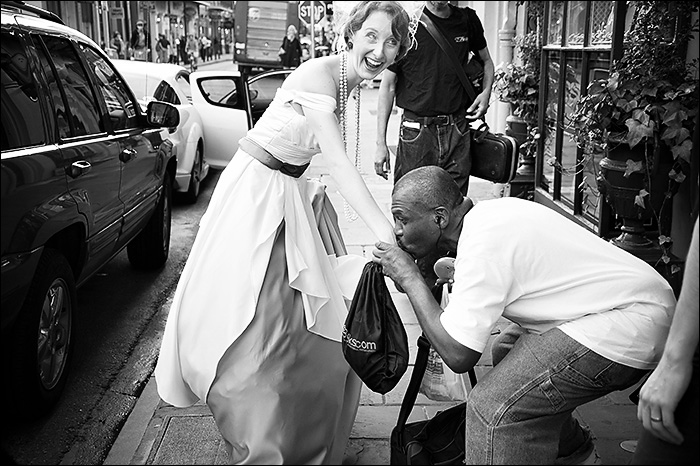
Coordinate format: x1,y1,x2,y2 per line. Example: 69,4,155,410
342,262,409,394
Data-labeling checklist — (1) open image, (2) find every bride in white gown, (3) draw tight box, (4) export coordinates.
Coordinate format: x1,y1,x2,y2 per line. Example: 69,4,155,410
154,2,416,464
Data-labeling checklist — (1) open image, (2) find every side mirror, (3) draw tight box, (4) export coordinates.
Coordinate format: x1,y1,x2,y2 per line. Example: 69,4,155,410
146,101,180,128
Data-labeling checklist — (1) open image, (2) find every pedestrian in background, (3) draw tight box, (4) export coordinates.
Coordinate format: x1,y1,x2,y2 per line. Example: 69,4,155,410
632,216,699,465
375,0,494,286
129,19,149,61
154,2,414,463
110,31,125,59
156,33,170,63
212,36,221,60
278,24,303,68
185,34,198,69
204,36,212,61
169,35,179,64
199,35,211,62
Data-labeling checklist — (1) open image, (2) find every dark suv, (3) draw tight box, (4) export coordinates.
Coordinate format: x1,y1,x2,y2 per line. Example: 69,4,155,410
1,1,180,418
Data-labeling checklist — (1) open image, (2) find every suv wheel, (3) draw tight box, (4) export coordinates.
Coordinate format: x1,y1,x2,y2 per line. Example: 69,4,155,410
127,174,172,269
182,144,203,204
8,249,75,419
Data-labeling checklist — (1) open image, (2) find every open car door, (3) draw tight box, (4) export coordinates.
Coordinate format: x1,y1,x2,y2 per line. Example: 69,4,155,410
189,69,292,169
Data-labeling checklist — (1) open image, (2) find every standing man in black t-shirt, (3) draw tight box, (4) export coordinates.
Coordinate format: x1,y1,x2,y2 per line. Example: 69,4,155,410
375,0,494,286
375,0,493,194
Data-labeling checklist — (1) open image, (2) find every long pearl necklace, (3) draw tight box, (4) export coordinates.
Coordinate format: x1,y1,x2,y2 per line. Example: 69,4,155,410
339,51,361,221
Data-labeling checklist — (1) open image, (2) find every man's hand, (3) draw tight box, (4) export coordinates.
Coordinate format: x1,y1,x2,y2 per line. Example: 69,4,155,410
466,91,490,121
371,241,421,289
374,144,391,180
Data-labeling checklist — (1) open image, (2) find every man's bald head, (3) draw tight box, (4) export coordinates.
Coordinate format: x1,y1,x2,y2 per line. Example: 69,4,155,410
393,166,462,212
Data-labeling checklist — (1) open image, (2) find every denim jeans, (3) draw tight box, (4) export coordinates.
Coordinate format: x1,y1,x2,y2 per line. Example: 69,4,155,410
465,324,647,464
394,114,471,196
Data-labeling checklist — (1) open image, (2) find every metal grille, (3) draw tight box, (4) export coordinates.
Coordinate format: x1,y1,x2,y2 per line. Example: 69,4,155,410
590,1,614,44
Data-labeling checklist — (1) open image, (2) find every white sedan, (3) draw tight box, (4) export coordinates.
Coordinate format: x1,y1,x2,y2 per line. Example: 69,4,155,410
114,59,210,203
114,61,292,201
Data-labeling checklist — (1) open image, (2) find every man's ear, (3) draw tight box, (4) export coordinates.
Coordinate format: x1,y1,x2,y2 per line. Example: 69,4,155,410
434,207,449,230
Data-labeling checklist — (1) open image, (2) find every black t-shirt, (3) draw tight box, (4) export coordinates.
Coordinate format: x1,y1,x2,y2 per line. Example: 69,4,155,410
388,5,487,116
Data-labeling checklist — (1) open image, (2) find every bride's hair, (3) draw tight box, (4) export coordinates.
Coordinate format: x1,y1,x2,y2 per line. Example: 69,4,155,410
337,1,419,61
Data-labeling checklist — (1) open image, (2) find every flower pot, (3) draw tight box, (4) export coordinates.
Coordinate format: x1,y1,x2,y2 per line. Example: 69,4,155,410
597,139,654,249
597,138,675,250
505,115,535,177
505,115,529,144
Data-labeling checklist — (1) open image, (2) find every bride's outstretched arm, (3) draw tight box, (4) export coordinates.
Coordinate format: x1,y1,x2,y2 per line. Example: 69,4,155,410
305,105,396,245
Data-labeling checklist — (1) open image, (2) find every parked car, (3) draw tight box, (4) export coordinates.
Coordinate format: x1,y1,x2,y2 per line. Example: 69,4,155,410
186,68,291,168
1,1,179,418
114,62,295,197
113,60,211,203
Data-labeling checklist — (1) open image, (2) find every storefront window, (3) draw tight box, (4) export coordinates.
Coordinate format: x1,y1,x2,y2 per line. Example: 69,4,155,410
537,1,620,232
561,53,583,206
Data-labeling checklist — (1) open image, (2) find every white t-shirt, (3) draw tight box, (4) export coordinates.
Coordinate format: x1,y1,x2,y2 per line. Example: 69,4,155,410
440,198,676,370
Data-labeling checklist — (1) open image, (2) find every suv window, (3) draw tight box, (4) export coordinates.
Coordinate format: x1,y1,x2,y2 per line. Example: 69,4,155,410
80,44,138,131
1,31,45,150
40,35,102,137
32,34,71,139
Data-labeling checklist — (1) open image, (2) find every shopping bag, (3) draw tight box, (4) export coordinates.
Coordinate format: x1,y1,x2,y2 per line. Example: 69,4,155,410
419,284,467,402
342,262,409,394
420,347,467,402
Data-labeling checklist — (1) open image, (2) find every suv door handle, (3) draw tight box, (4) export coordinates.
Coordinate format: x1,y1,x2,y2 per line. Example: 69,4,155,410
66,160,91,178
120,148,137,163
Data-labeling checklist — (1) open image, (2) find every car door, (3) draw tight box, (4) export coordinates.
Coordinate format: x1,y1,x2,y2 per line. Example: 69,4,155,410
31,33,124,280
80,44,166,248
189,69,291,168
156,71,205,177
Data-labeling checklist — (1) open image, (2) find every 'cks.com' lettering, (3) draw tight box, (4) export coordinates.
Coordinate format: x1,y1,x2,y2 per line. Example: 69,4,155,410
342,325,377,353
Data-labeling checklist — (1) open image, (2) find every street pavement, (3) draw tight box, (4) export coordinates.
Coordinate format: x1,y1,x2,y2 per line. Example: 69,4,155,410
104,63,646,465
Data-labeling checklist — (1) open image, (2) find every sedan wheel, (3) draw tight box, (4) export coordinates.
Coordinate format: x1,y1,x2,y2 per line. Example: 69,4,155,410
183,144,203,204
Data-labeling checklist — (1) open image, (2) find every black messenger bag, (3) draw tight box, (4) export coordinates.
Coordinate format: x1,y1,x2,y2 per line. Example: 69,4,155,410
390,286,478,465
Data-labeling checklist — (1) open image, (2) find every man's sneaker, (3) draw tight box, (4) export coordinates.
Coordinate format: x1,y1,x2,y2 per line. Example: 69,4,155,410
576,447,601,465
555,427,602,465
555,445,601,465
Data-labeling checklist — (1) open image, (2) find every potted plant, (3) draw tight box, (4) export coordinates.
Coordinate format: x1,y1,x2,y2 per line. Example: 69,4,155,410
568,1,699,259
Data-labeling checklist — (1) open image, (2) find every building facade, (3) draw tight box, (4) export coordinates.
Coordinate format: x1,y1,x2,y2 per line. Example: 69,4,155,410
19,1,699,285
24,1,234,62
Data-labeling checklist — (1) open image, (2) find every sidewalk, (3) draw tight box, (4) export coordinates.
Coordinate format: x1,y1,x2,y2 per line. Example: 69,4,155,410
104,86,644,465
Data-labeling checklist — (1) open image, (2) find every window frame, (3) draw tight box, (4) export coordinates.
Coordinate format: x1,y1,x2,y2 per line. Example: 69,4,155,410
534,1,628,235
33,34,106,141
79,42,140,132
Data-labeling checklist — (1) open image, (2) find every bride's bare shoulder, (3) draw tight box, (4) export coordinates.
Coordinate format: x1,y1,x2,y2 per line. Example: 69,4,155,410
282,56,338,96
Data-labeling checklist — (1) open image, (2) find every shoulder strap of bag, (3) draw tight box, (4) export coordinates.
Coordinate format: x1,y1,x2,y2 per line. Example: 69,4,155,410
395,333,479,431
421,11,477,103
396,334,431,430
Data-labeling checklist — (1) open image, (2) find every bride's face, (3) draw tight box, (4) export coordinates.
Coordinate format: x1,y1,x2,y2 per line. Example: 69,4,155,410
349,11,401,81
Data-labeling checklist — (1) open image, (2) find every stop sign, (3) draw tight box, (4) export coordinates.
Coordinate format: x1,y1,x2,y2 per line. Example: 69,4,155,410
298,1,327,24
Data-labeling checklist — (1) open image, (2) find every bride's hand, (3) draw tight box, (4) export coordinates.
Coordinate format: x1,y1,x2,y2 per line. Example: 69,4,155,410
378,224,396,246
